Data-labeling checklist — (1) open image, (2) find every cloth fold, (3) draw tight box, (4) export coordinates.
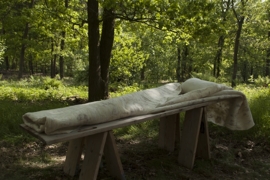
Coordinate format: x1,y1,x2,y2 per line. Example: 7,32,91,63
22,78,254,135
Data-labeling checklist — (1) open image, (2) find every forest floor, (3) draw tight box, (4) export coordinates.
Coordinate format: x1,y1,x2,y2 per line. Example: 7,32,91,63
1,127,270,180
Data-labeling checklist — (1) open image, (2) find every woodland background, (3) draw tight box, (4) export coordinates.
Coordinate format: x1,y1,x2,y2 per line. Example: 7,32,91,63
1,1,270,179
0,0,269,94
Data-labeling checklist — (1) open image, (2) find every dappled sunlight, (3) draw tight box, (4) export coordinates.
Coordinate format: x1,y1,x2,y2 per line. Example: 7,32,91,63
0,140,68,172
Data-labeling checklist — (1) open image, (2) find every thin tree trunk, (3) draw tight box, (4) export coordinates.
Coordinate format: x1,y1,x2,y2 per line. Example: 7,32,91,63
214,0,230,78
59,31,65,79
18,23,29,79
140,66,145,81
99,8,115,99
242,61,247,82
2,29,9,70
231,16,244,87
4,56,9,70
176,47,181,82
266,15,270,76
59,0,68,79
18,0,35,79
214,35,224,78
181,45,187,81
250,65,253,76
231,0,246,87
29,55,34,74
183,45,190,79
51,38,56,78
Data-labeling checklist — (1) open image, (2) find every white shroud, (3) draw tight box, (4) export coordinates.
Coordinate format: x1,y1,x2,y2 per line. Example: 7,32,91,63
23,78,254,135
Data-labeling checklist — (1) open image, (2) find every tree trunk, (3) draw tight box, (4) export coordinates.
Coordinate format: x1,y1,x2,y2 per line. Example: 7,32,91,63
18,22,29,79
51,38,56,78
4,56,9,70
176,47,181,82
266,15,270,76
59,0,68,79
88,0,102,102
231,16,245,87
242,61,248,82
250,65,253,77
87,0,115,102
2,29,9,70
59,31,65,79
18,0,35,79
231,0,246,87
29,55,34,74
213,35,224,78
181,45,187,81
99,8,115,99
140,68,145,81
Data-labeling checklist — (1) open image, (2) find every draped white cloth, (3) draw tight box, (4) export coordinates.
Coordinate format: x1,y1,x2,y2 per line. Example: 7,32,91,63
23,78,254,135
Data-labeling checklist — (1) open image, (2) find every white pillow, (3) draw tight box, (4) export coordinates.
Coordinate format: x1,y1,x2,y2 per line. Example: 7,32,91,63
181,78,220,93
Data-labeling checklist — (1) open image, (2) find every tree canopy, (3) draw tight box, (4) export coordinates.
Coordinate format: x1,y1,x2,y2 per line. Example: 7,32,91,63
0,0,269,100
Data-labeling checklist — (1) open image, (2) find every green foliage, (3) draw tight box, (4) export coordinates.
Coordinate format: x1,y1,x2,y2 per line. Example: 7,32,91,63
0,100,69,141
110,83,141,97
42,76,62,89
114,119,159,140
110,24,149,84
0,76,88,101
73,67,89,85
0,0,269,91
191,72,230,85
239,85,270,139
249,75,270,87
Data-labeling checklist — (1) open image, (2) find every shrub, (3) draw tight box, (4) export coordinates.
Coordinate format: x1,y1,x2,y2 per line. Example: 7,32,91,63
110,83,141,97
42,77,63,90
248,75,270,87
74,69,88,85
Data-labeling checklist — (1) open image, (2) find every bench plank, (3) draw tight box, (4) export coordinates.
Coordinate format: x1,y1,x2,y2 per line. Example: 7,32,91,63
20,95,240,145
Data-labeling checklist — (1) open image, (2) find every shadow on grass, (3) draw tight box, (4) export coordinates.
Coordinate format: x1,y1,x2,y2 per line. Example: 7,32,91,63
1,127,270,180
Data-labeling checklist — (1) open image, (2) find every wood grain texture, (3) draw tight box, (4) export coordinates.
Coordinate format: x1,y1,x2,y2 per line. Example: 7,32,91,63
196,109,210,159
79,132,108,180
104,131,126,180
178,108,203,169
158,114,179,152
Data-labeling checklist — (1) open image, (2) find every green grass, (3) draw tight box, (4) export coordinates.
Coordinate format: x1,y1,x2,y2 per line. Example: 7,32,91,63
0,76,88,141
0,101,70,142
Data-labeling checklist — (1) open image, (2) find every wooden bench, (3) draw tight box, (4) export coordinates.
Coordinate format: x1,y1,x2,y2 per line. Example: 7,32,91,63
20,95,240,180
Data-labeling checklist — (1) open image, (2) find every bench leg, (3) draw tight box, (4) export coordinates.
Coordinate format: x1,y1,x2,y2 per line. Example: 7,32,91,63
63,138,84,176
196,109,210,159
104,131,125,180
158,114,180,152
178,107,210,169
79,132,108,180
